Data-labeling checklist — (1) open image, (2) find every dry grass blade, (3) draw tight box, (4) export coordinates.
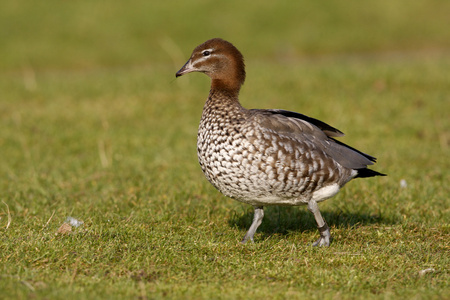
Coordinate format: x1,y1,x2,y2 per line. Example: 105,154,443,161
2,201,11,229
43,210,56,229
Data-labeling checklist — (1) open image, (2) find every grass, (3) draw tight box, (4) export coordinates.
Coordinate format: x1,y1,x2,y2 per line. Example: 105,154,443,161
0,0,449,299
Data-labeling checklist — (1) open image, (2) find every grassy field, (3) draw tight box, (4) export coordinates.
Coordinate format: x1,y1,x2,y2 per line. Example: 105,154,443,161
1,1,449,299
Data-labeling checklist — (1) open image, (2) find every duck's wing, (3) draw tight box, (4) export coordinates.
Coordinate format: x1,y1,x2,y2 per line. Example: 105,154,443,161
248,109,377,170
261,109,345,137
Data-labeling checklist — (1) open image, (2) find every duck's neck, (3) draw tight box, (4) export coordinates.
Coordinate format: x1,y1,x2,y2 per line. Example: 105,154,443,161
202,86,245,120
207,85,241,105
211,78,242,98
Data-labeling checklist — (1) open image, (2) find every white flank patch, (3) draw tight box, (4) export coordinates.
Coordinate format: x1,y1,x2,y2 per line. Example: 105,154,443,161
312,183,340,202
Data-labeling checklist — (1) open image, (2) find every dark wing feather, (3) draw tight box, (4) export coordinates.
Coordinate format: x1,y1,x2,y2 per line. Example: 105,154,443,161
249,109,377,170
258,109,345,137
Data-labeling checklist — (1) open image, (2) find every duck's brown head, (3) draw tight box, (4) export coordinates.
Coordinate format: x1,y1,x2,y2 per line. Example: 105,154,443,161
176,38,246,94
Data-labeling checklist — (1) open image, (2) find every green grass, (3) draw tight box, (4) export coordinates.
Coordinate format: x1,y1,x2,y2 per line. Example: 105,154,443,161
1,1,449,299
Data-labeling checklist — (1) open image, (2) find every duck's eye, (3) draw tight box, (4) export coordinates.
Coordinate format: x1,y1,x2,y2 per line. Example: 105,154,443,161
202,50,211,56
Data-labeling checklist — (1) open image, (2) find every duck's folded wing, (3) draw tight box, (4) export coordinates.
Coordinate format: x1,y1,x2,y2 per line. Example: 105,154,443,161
259,109,345,137
249,109,377,169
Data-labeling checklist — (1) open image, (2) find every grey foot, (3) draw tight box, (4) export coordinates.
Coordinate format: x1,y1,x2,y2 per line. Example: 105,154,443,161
241,235,254,244
312,224,331,247
241,206,264,244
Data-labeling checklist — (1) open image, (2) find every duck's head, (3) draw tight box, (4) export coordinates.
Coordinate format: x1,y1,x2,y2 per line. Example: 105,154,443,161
176,38,246,93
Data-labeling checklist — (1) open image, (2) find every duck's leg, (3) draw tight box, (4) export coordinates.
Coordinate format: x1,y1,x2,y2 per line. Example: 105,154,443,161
241,206,264,243
307,200,331,246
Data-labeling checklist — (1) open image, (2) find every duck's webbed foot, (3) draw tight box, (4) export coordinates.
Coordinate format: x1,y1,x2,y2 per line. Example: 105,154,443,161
312,223,331,247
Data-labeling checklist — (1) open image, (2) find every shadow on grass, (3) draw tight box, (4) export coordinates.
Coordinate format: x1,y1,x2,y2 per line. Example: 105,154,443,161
228,206,398,238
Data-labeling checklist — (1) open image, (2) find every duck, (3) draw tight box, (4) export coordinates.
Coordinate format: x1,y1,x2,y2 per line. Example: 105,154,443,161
175,38,385,246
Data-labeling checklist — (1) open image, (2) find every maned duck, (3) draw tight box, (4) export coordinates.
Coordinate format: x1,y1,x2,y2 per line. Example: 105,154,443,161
176,38,385,246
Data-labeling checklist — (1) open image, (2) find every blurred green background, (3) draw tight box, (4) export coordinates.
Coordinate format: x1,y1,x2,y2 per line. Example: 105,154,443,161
1,0,450,71
0,0,449,299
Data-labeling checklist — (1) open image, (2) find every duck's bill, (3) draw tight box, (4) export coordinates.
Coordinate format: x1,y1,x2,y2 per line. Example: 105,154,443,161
175,59,195,77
